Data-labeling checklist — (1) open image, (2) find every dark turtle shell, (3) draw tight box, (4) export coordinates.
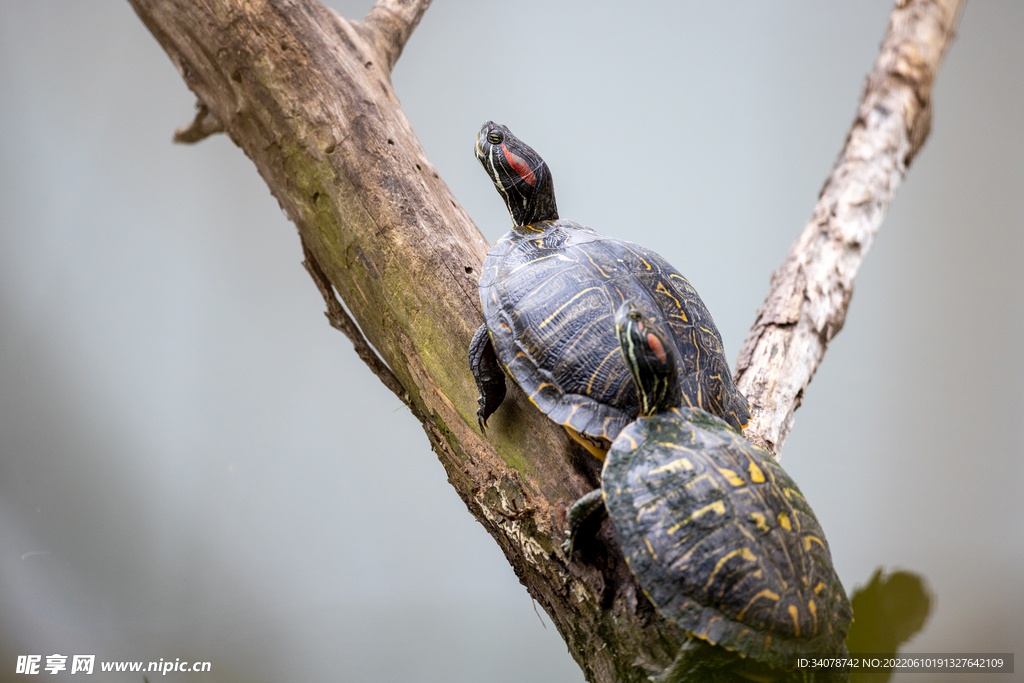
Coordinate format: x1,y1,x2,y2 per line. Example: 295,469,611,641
479,220,749,443
474,121,749,447
602,406,852,666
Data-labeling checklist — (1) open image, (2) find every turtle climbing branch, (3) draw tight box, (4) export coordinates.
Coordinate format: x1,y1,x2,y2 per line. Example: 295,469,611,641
734,0,965,456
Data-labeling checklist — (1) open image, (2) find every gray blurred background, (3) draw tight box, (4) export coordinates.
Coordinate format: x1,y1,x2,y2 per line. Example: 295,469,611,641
1,1,1021,681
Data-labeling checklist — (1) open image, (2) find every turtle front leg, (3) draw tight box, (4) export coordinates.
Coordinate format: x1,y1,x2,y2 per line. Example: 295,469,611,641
562,489,607,555
469,324,506,431
653,637,739,683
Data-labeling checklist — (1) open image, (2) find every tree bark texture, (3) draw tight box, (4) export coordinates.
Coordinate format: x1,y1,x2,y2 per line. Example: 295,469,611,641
734,0,964,455
126,0,963,680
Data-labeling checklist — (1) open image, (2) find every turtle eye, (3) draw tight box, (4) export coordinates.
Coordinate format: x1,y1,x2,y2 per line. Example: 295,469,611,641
487,131,503,144
629,311,641,321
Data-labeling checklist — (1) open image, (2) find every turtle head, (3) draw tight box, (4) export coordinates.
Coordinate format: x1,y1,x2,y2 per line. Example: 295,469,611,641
476,121,558,226
615,301,682,417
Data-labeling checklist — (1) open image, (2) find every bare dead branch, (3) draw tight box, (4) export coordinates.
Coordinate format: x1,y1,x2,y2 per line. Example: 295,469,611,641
127,0,965,680
735,0,965,456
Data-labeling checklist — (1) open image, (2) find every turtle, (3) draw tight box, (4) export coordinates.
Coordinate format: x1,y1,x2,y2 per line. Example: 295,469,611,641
563,300,853,674
469,121,750,459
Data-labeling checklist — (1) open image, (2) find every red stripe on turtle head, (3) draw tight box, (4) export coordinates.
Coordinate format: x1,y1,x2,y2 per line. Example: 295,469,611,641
501,143,536,186
646,332,667,364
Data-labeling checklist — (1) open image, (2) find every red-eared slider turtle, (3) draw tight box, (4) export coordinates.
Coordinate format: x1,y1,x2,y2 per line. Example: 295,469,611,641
469,122,749,458
564,301,852,672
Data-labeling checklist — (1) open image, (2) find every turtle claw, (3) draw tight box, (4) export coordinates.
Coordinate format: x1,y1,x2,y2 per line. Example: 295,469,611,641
476,398,491,433
469,324,505,433
563,489,607,559
561,533,574,556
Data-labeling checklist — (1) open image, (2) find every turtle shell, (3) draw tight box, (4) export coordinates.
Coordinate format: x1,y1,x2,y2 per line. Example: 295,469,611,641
601,406,852,667
479,219,749,444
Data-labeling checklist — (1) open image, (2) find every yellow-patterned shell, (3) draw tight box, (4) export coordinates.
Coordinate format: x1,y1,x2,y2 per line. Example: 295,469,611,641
602,407,853,667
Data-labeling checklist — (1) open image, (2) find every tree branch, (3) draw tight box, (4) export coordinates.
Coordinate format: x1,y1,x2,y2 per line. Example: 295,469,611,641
735,0,965,455
360,0,433,73
126,0,964,680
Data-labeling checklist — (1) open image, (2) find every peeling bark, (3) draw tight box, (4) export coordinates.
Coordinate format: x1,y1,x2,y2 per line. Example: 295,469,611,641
126,0,964,680
734,0,964,455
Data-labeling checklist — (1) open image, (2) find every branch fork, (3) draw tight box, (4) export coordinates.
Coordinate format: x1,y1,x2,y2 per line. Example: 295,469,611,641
127,0,965,679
